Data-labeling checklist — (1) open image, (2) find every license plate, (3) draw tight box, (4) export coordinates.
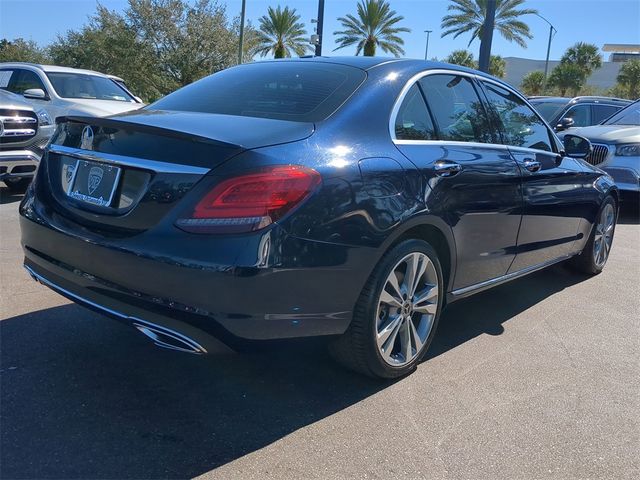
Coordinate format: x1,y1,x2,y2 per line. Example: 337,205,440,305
67,160,121,207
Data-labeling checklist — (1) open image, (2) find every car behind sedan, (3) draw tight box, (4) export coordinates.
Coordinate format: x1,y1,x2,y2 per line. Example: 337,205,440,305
20,58,618,378
561,100,640,199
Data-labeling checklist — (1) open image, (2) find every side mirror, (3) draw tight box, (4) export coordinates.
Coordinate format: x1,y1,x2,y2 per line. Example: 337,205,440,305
563,134,592,159
555,116,575,132
23,88,47,100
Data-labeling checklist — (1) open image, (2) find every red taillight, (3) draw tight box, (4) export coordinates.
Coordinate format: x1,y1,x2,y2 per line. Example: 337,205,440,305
176,165,321,234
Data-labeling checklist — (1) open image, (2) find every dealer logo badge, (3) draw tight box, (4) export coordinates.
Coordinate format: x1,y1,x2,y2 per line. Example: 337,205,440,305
80,125,94,150
88,166,104,195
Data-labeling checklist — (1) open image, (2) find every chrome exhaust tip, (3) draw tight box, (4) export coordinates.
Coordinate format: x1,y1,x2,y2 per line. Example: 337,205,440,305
133,323,207,355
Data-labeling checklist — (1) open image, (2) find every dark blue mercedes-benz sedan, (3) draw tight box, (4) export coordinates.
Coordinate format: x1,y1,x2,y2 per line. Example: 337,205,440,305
20,57,618,378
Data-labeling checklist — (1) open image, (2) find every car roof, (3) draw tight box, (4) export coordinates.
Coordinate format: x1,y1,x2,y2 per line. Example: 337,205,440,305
256,56,507,84
529,95,630,105
0,62,111,78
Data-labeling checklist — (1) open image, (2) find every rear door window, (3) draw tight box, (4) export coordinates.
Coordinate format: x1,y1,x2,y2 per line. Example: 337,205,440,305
0,70,14,90
592,104,621,124
394,84,436,140
481,81,554,152
419,74,494,144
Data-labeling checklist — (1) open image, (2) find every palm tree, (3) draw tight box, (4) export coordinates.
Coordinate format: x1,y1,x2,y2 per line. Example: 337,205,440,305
561,42,603,78
445,49,477,68
441,0,537,48
334,0,410,57
548,63,585,97
616,59,640,99
490,55,506,78
520,70,545,95
254,6,310,59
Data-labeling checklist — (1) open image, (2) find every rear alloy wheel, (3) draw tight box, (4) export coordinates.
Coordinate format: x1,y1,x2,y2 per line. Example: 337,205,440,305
330,240,443,378
569,195,617,275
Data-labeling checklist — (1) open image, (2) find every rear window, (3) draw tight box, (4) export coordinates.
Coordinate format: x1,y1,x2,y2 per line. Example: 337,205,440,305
529,101,566,122
150,62,366,122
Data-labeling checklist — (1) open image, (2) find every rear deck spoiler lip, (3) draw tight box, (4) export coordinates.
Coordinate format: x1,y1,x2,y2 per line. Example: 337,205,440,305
58,115,241,150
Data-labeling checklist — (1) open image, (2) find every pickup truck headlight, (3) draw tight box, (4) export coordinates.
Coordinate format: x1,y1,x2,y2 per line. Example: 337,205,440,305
36,109,52,126
615,144,640,157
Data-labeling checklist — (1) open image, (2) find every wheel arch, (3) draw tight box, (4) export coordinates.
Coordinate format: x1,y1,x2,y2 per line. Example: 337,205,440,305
379,216,457,294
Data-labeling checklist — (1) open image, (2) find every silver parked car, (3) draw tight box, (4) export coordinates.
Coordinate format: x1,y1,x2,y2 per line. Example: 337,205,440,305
561,100,640,197
0,63,143,121
0,89,55,192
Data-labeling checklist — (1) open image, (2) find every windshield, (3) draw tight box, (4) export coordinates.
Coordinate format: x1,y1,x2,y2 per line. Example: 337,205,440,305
529,100,566,122
603,101,640,126
150,62,367,122
47,72,135,102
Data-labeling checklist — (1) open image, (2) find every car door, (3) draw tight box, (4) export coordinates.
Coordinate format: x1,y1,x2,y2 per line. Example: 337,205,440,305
393,73,523,291
561,103,591,128
479,80,584,271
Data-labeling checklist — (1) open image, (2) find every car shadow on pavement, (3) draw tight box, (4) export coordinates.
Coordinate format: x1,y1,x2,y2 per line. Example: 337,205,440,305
0,264,588,479
0,187,23,205
618,200,639,225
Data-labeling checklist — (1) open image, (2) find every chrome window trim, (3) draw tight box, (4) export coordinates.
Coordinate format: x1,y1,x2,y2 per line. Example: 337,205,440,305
388,69,559,156
48,144,210,175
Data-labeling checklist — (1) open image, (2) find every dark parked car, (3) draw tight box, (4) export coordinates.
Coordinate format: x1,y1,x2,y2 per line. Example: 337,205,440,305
20,58,618,379
529,96,631,132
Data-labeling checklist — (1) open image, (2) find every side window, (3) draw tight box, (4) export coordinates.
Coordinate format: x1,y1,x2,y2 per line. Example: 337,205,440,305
0,69,14,91
9,69,46,95
592,105,621,124
563,104,590,127
481,82,554,152
394,84,436,140
419,74,493,143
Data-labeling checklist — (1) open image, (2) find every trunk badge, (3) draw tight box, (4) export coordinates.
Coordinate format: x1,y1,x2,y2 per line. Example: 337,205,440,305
80,126,94,150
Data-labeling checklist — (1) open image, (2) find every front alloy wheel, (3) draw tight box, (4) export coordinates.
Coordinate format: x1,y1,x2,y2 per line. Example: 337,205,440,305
593,202,615,268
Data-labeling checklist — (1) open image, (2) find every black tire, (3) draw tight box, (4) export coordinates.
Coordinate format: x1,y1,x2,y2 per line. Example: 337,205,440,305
330,239,444,379
569,195,617,275
3,178,31,193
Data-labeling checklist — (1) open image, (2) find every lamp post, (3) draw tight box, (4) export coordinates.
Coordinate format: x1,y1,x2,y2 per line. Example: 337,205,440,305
315,0,325,56
424,30,432,60
238,0,247,64
478,0,496,72
534,12,557,91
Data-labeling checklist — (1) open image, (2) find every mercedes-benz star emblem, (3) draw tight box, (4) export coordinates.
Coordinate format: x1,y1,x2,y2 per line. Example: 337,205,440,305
80,125,94,150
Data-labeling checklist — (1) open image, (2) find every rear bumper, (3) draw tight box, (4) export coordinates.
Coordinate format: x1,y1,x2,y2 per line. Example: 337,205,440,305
20,203,367,346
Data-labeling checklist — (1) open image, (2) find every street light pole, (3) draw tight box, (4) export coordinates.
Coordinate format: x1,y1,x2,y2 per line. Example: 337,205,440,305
534,13,556,91
315,0,325,56
424,30,432,60
238,0,247,64
478,0,496,72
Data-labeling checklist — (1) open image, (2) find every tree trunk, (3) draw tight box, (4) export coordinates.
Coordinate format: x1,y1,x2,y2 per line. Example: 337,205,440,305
274,42,285,59
363,38,376,57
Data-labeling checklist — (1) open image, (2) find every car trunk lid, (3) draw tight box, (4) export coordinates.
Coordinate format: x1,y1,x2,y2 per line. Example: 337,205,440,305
41,111,314,234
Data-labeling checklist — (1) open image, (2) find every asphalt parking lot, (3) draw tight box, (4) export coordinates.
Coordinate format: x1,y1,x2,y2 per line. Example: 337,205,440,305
1,187,638,480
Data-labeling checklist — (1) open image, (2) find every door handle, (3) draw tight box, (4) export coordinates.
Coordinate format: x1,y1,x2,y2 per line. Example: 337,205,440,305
434,160,463,177
522,158,541,173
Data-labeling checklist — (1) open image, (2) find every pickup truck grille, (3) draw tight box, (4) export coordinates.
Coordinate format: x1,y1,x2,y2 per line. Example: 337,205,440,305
0,109,38,144
586,143,610,166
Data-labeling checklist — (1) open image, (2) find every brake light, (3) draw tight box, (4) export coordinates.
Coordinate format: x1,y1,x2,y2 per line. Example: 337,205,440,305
176,165,321,234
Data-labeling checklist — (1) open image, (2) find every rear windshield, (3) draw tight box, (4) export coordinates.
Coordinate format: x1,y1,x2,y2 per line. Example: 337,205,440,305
529,100,566,122
149,62,366,122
